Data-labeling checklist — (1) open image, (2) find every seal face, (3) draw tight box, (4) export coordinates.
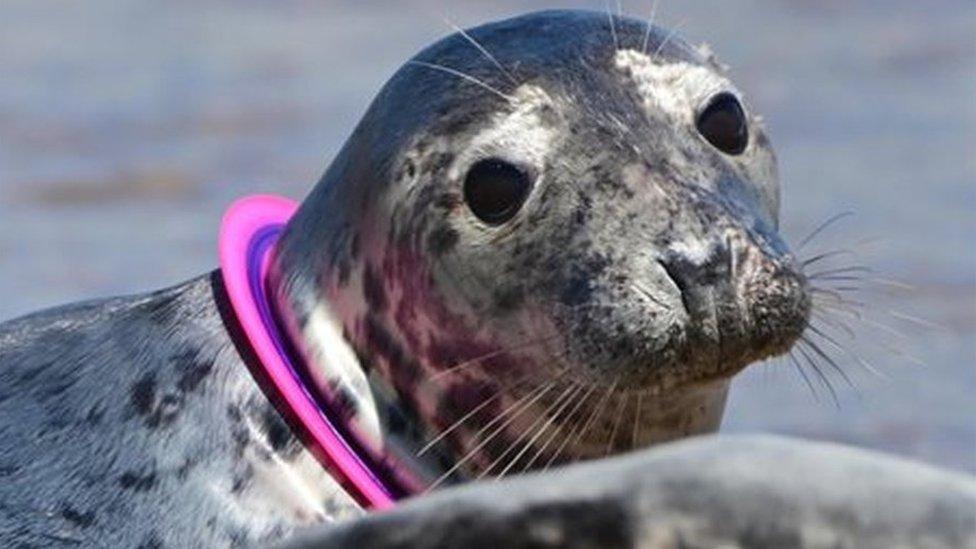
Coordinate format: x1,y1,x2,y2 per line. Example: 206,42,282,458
271,9,810,485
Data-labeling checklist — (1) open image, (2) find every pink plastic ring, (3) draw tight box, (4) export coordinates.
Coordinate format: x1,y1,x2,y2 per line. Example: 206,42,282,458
219,195,396,510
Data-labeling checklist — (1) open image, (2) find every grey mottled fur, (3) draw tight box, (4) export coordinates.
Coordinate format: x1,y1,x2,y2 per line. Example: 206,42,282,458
0,274,361,547
279,436,976,549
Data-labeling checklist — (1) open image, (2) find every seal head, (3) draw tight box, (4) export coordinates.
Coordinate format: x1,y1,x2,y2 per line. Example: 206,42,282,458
270,10,810,486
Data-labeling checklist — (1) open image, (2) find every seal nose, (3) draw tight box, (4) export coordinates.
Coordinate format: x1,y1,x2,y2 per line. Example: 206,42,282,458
658,241,733,321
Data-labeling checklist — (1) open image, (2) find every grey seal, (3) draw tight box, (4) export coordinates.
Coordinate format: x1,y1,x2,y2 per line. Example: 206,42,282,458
2,9,814,547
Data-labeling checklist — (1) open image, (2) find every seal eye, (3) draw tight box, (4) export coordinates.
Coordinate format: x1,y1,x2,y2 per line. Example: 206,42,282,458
463,158,533,225
696,92,749,155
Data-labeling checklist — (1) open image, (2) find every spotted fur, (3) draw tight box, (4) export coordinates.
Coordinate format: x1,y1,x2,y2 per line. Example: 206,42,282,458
0,275,361,547
271,10,809,485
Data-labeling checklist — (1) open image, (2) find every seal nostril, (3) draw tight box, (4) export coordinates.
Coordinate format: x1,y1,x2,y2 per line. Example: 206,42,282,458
658,259,693,314
658,241,734,319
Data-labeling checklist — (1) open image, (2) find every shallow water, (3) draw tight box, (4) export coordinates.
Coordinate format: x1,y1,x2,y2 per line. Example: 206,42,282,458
1,0,973,473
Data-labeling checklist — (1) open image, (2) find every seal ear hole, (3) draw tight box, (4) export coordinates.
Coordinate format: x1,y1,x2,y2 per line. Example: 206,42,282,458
398,159,417,182
696,92,749,156
463,158,533,225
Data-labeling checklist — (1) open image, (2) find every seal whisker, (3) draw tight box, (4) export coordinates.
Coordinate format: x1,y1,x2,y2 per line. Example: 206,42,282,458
569,380,620,464
811,300,868,330
828,285,863,293
801,249,857,268
814,284,865,296
440,16,519,85
417,395,502,457
813,305,929,369
427,332,563,382
874,278,919,292
801,234,884,257
425,375,566,491
814,300,917,343
631,391,644,451
811,300,864,325
812,311,858,340
812,298,869,322
810,275,869,284
604,0,620,51
479,381,578,479
811,291,867,312
407,60,516,103
604,392,630,456
807,322,887,380
887,310,946,332
479,384,578,479
641,0,661,54
800,336,858,392
545,381,616,469
814,289,864,303
851,313,912,341
652,19,686,58
811,270,915,296
417,368,550,456
874,341,930,368
795,211,855,251
795,341,841,408
521,382,599,473
806,266,872,279
813,283,863,293
494,383,585,480
814,274,916,293
788,350,821,402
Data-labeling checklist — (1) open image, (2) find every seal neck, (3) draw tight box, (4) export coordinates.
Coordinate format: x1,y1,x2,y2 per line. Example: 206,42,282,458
218,195,402,510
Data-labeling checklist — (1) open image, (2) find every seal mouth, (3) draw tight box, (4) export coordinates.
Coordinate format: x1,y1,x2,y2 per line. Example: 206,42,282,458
571,250,811,394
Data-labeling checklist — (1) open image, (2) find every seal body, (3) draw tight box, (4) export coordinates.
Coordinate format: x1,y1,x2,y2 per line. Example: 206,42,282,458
0,274,362,547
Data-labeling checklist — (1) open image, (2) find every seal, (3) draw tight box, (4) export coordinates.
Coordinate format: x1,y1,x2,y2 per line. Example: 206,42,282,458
0,9,810,547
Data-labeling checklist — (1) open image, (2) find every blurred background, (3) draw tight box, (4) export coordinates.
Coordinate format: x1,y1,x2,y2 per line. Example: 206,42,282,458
0,1,973,473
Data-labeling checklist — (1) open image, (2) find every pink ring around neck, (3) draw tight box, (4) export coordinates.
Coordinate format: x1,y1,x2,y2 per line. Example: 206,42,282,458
218,194,396,510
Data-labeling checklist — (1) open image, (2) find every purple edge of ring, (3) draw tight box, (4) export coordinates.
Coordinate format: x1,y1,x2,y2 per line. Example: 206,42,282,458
245,223,396,501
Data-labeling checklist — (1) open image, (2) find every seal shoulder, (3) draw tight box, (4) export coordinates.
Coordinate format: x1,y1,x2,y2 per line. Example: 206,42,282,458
0,274,235,546
0,275,213,398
